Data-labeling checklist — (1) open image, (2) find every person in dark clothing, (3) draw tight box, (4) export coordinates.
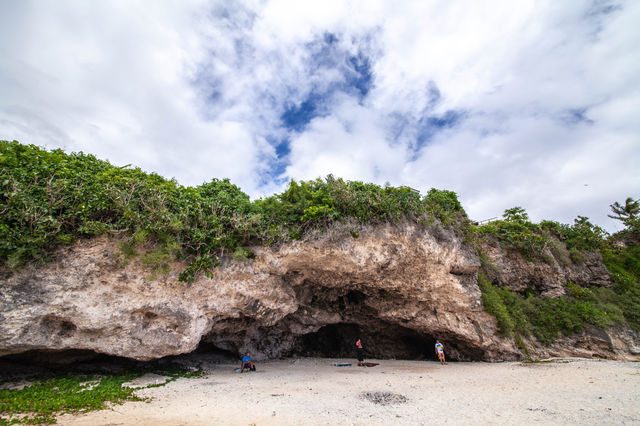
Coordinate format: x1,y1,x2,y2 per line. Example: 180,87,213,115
356,339,364,365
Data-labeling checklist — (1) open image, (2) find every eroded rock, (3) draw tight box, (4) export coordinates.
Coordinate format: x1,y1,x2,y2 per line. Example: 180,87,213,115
0,222,637,362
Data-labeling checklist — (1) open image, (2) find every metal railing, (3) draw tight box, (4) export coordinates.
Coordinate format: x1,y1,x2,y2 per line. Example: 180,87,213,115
471,217,499,226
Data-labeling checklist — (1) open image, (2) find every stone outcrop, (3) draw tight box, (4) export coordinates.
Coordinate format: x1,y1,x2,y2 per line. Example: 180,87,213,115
1,223,638,362
482,242,612,298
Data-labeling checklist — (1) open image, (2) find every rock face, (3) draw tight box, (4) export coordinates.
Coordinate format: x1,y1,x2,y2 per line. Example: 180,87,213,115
1,223,638,362
482,242,612,298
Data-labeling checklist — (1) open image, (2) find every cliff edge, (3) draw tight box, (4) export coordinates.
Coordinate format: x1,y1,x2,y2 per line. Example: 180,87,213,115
2,222,637,362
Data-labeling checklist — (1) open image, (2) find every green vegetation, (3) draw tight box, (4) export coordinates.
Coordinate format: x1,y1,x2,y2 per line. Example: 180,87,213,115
0,140,466,281
475,207,608,262
0,366,203,425
478,271,624,344
476,207,548,261
601,245,640,330
476,198,640,344
608,197,640,234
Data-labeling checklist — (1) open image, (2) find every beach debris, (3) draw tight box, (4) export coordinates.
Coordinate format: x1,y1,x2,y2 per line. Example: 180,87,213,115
333,363,352,367
359,391,407,405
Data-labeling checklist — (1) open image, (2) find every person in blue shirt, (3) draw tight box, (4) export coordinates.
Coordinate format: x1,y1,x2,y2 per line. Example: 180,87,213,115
240,351,255,372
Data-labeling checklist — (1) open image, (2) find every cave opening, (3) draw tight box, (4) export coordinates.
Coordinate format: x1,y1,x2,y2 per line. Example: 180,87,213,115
191,341,239,362
293,322,438,361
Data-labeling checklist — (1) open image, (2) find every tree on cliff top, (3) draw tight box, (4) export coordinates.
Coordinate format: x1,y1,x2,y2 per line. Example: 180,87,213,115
609,197,640,237
609,197,639,222
502,206,529,223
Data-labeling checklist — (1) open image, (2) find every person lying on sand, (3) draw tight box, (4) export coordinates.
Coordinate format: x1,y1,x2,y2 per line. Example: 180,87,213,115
240,351,255,372
435,340,446,365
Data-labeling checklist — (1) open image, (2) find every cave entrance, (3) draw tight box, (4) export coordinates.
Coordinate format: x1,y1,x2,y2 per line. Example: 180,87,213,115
190,341,239,362
294,322,436,360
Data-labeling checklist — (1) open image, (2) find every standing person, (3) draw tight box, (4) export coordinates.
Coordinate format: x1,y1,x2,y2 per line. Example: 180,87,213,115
435,340,446,365
356,339,364,365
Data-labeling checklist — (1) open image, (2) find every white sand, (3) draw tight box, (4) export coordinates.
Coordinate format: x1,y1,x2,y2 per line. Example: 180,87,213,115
59,358,640,425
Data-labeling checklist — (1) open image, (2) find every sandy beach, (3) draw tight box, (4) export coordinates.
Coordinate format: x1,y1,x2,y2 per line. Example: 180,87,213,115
56,357,640,425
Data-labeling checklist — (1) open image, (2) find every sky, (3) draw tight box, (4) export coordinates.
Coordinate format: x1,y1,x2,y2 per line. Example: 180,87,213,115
1,0,638,232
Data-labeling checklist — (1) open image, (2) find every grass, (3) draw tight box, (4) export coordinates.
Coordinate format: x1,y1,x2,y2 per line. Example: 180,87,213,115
0,366,203,425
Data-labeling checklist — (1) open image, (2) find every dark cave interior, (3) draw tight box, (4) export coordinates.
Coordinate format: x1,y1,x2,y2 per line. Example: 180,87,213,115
201,287,467,361
293,322,438,360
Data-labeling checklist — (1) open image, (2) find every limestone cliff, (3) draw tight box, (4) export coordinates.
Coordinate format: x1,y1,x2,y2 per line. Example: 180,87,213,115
1,222,638,361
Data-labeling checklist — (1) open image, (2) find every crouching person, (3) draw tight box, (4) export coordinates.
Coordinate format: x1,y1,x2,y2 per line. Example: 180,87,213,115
240,351,256,373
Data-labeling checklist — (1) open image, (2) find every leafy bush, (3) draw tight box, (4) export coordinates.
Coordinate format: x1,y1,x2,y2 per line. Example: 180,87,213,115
477,249,502,283
254,177,456,228
476,207,547,261
0,141,255,279
502,206,529,223
608,197,640,236
1,141,469,281
601,246,640,330
479,280,622,345
477,246,628,345
477,272,514,336
478,208,608,262
232,246,254,262
564,216,608,251
423,188,465,223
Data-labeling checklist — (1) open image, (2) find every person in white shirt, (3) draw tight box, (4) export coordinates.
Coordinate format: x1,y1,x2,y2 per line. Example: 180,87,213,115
435,340,446,365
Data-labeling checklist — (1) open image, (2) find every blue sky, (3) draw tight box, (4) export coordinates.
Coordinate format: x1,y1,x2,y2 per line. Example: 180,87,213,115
0,0,639,231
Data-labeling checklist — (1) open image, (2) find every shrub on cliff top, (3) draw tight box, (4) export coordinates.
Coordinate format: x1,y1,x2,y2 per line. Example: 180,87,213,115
0,141,255,280
476,207,547,261
477,206,608,262
0,141,467,281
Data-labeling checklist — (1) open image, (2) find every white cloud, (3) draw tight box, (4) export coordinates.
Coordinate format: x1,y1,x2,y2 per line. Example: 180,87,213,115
0,0,272,193
0,0,638,231
286,95,407,183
